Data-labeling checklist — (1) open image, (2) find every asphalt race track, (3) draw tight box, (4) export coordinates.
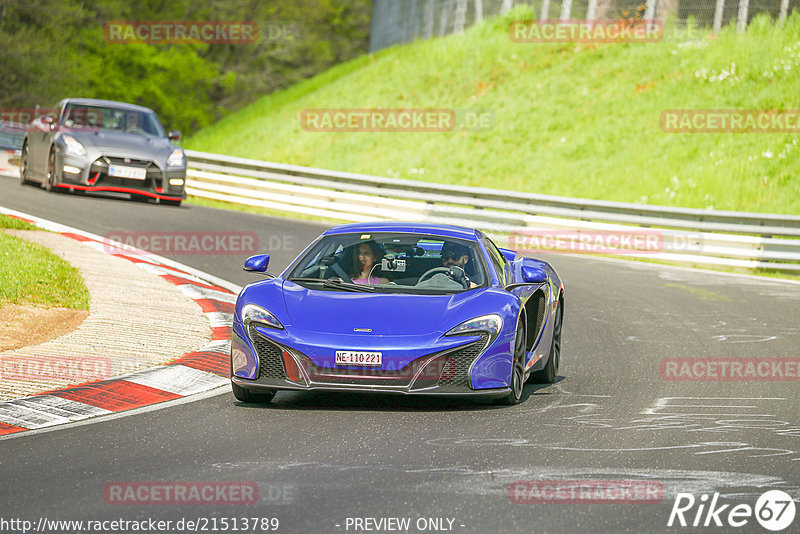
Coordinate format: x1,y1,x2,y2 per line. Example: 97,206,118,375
2,177,799,533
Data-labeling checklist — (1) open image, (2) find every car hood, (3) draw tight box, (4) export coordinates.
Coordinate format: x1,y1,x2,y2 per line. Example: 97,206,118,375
65,129,175,160
281,281,486,336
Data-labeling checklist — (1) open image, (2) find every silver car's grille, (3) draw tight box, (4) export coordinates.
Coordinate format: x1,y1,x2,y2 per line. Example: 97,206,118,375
248,325,287,380
436,333,488,390
89,157,163,188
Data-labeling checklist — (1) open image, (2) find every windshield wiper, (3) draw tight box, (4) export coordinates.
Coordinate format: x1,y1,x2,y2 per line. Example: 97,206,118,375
288,277,375,292
323,277,375,292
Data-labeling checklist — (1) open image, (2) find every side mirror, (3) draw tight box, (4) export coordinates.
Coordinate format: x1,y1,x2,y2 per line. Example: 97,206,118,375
244,254,270,272
498,247,517,262
505,265,548,291
168,130,181,141
522,265,547,284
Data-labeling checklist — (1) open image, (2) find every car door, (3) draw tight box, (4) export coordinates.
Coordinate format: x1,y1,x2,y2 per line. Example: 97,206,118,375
27,103,60,178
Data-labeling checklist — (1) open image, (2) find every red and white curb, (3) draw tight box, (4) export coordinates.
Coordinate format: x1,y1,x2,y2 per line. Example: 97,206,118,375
0,207,242,436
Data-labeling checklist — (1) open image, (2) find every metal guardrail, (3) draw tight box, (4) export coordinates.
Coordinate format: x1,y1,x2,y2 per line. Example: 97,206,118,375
184,149,800,272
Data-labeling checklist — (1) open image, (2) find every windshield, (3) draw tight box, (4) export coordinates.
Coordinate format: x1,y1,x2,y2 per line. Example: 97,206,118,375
287,232,488,294
61,104,166,137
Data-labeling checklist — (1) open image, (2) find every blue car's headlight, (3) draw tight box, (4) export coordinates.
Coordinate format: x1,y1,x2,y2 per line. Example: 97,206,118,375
63,135,87,157
166,148,185,168
241,304,283,329
445,314,503,349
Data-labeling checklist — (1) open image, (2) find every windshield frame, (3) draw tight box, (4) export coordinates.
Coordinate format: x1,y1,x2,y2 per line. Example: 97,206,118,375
60,103,167,138
284,231,490,295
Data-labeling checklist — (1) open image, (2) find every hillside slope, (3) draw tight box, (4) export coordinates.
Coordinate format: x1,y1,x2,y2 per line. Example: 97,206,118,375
187,8,800,214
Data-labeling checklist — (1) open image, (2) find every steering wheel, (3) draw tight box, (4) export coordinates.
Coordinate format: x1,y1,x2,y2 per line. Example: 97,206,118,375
416,266,470,289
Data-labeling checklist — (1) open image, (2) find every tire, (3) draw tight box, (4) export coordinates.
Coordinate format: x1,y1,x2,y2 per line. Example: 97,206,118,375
498,316,526,405
44,148,56,192
231,381,275,404
19,143,30,185
530,298,562,384
161,199,182,207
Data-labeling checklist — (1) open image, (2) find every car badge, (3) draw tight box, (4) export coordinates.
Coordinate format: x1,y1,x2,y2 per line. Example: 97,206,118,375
124,158,131,163
353,328,372,332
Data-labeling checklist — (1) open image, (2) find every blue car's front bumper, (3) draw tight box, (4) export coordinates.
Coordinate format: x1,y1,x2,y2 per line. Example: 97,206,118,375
230,320,514,398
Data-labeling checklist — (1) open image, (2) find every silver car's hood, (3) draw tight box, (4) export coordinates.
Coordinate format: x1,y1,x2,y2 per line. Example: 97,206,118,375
66,130,176,162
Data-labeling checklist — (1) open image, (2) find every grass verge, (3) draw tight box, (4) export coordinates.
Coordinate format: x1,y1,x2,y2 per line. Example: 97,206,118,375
0,215,90,309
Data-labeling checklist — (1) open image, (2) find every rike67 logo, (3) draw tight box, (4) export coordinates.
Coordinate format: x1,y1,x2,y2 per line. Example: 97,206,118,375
668,490,796,531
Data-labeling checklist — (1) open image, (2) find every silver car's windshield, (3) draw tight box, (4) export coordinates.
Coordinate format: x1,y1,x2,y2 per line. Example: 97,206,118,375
287,232,488,294
61,104,166,137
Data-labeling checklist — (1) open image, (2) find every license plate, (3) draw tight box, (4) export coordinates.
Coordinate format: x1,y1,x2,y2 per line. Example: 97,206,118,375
109,165,146,180
335,351,382,366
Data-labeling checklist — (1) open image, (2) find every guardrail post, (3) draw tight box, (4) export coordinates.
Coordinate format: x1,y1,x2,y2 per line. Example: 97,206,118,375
644,0,657,32
713,0,725,31
779,0,790,25
541,0,551,20
736,0,749,33
586,0,597,20
475,0,483,22
453,0,468,33
424,0,435,38
560,0,573,20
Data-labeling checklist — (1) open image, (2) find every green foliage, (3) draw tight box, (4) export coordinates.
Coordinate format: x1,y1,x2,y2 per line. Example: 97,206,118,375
187,10,800,214
0,0,372,135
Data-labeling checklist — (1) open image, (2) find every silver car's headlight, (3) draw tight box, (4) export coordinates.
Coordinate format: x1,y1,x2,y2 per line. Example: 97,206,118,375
63,135,87,157
241,304,283,329
445,314,503,349
166,148,185,168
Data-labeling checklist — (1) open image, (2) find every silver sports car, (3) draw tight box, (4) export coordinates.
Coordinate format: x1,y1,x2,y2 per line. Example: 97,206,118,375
19,98,186,205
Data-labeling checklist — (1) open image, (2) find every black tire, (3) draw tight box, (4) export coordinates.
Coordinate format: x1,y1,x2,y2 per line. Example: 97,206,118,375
231,382,275,404
530,298,562,384
161,199,182,207
19,143,30,185
498,316,526,405
44,148,56,192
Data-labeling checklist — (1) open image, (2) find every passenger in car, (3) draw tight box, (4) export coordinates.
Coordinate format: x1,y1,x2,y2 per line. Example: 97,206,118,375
349,241,389,285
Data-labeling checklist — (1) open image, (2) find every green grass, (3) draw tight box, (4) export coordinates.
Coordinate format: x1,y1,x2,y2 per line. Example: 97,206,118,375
0,214,37,230
186,8,800,215
0,216,90,309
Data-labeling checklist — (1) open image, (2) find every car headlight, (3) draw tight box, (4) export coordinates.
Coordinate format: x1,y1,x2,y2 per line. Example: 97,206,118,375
445,314,503,349
241,304,283,329
63,135,86,157
166,148,185,168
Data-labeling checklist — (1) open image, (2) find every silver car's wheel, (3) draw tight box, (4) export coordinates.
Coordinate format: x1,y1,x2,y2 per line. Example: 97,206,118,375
44,149,56,192
19,143,30,185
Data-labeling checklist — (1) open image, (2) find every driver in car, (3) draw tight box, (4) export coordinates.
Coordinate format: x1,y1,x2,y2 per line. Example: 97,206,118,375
440,242,478,289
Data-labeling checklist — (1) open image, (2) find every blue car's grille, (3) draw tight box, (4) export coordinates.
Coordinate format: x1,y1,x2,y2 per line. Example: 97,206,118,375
436,333,488,390
248,325,286,380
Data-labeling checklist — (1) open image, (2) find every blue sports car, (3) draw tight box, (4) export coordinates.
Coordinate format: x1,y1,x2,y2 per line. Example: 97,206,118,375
231,222,564,405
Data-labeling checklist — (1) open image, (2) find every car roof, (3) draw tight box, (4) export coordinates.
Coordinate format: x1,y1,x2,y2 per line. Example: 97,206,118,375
61,98,155,114
323,222,480,241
